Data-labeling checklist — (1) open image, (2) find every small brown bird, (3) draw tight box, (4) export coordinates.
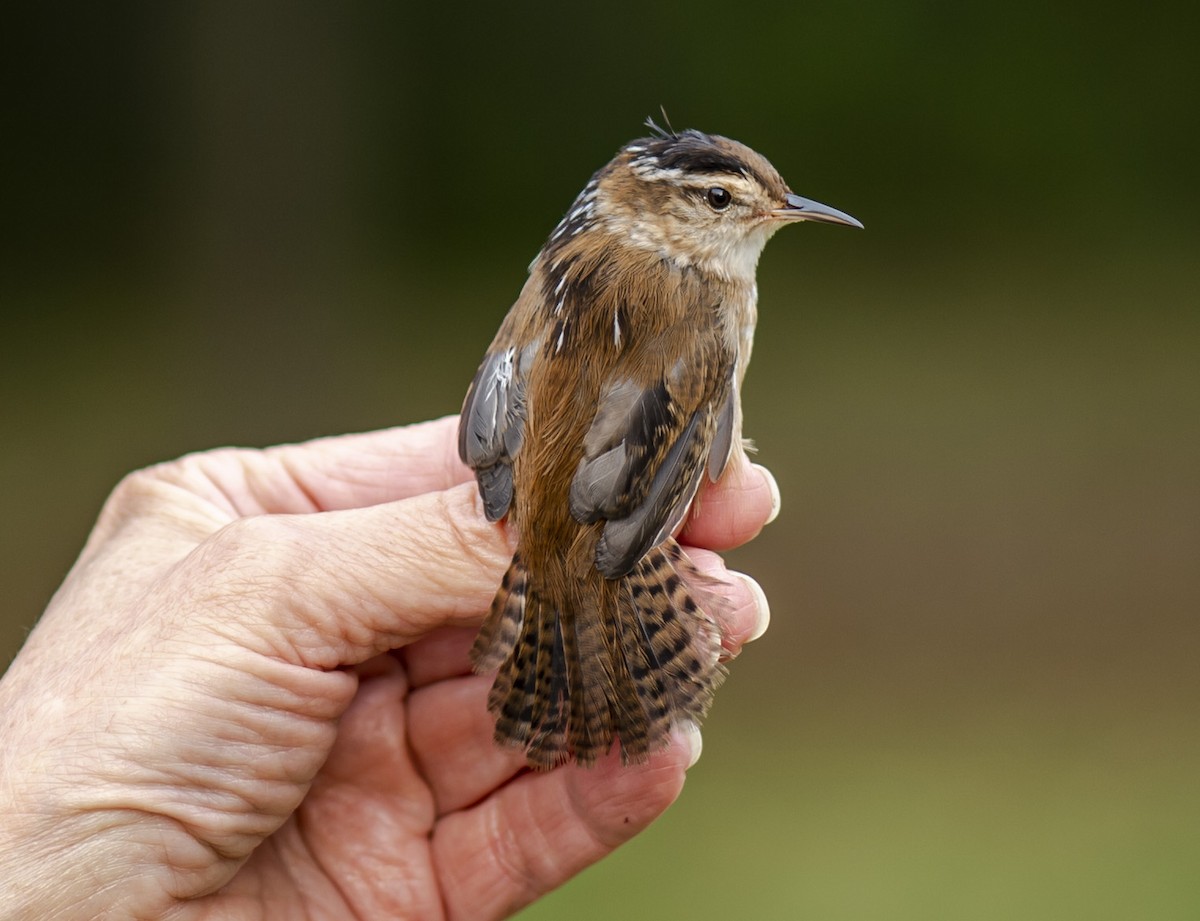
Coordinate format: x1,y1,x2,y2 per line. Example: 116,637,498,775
460,121,861,768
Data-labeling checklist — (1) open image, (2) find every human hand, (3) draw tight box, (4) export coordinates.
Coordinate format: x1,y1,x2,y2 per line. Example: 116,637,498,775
0,416,776,920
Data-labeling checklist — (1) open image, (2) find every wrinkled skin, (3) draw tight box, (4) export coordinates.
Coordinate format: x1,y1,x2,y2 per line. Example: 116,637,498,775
0,416,776,920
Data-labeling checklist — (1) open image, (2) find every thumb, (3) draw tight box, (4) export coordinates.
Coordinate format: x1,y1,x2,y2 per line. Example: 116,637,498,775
185,482,513,669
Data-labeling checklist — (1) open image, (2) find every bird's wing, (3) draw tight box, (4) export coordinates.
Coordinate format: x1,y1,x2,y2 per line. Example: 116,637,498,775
459,340,538,521
569,347,734,579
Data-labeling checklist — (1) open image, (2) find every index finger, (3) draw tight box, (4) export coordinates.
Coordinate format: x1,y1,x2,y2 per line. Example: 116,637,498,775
263,418,779,549
264,415,472,511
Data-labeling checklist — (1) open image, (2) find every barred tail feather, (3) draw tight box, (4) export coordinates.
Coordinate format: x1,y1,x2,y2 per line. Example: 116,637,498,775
471,539,727,769
622,540,726,733
470,554,526,673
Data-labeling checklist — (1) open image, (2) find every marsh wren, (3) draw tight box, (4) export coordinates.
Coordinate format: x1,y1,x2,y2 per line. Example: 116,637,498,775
460,122,861,768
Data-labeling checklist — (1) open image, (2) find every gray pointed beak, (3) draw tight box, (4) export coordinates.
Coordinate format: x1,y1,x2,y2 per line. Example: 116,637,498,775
772,192,863,229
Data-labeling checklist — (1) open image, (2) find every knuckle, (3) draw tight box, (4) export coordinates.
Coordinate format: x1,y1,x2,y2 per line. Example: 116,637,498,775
205,515,309,578
92,466,190,544
102,467,168,518
190,516,306,607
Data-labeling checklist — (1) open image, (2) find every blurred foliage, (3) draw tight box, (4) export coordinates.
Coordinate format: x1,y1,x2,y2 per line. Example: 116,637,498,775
2,2,1198,918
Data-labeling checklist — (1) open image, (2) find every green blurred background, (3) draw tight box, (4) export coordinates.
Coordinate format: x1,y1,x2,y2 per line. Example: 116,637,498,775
3,3,1198,917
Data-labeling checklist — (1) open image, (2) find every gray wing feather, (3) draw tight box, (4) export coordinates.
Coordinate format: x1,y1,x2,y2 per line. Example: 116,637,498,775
568,445,629,522
568,377,675,526
570,363,727,580
459,342,536,521
594,409,709,579
707,368,737,483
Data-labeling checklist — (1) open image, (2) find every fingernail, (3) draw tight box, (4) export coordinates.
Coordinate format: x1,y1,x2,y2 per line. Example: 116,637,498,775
753,464,781,524
678,720,703,769
737,572,771,642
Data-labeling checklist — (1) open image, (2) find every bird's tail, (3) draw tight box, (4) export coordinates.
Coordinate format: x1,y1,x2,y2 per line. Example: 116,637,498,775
470,540,726,768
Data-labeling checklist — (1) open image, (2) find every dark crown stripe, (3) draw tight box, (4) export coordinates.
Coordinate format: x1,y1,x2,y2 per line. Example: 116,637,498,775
656,147,749,178
630,129,770,189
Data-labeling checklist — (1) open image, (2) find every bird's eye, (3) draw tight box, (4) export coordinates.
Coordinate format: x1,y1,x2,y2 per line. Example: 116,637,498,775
705,187,732,211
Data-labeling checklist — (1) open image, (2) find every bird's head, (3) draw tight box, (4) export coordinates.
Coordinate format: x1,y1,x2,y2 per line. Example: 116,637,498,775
574,125,862,282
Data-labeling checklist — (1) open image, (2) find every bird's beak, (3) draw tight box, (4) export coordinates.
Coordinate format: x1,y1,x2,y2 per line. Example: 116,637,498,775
771,192,863,229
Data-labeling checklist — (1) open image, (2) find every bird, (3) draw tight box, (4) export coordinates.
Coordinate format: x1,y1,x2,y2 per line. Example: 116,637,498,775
458,120,861,768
